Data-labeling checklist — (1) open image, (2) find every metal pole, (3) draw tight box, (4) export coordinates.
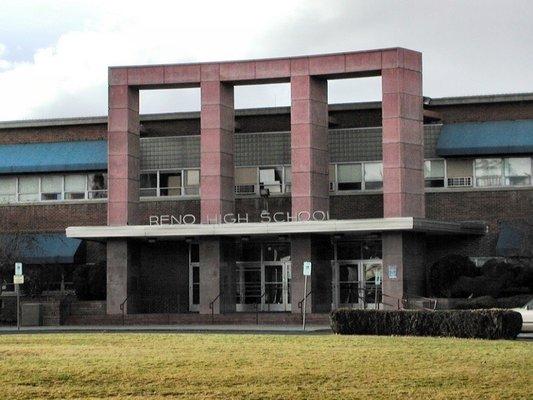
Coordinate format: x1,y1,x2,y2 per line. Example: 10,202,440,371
16,284,20,331
302,275,308,331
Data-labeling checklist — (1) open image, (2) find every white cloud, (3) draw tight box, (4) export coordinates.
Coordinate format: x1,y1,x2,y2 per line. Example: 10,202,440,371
0,0,532,121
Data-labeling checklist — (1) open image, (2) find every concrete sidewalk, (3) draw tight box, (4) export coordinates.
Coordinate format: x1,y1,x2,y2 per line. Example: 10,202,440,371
0,324,332,335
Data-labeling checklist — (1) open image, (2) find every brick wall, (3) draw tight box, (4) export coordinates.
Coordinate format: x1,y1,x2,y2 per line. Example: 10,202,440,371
0,202,106,233
0,124,106,144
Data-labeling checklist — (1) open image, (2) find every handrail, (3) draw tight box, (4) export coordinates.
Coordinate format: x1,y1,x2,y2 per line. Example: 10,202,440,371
297,290,312,312
255,291,268,325
119,295,130,325
209,293,221,324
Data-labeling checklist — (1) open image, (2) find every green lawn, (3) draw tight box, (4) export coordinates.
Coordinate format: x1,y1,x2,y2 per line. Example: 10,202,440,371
0,333,530,399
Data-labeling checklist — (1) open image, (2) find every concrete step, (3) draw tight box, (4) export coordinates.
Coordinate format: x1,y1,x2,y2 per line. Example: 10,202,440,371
64,312,331,326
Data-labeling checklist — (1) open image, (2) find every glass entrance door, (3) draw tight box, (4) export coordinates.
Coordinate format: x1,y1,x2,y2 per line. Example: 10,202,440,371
332,260,382,309
332,261,361,308
236,261,291,312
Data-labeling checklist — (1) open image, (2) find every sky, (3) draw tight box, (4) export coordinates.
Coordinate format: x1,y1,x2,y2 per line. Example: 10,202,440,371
0,0,532,121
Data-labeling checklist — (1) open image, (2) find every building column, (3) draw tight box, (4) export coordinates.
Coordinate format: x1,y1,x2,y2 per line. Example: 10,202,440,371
290,235,332,314
199,237,235,314
290,73,330,314
106,71,141,315
382,232,426,305
198,68,236,314
290,74,329,216
381,50,426,307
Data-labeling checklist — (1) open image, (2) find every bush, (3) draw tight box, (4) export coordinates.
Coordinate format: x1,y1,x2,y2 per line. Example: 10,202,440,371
454,294,533,310
330,309,523,340
428,255,477,297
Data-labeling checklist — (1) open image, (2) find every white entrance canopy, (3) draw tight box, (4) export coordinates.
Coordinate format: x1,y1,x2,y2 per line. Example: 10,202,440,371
66,217,487,240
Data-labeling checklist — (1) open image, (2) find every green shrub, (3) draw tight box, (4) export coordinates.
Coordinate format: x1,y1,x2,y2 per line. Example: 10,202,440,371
330,309,523,340
428,255,477,297
453,296,498,309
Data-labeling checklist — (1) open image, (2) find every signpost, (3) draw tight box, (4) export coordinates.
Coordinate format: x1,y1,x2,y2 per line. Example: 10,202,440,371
14,262,23,331
302,261,312,330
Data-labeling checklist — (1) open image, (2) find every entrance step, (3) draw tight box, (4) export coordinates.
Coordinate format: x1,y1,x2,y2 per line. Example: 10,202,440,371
64,312,331,326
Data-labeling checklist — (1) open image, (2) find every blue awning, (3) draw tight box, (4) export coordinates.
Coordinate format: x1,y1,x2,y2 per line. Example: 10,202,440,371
0,234,83,264
437,120,533,156
0,140,107,174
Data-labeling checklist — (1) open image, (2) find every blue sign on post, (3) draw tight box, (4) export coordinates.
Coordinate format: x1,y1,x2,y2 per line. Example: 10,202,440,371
15,262,22,276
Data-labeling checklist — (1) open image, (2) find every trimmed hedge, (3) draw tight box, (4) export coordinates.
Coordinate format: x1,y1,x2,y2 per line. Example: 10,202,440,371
330,309,523,340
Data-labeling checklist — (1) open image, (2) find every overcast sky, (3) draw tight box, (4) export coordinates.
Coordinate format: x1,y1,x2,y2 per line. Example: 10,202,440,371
0,0,532,121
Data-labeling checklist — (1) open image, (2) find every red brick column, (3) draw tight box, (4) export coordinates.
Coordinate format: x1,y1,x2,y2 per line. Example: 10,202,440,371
200,66,235,222
290,73,329,216
381,49,424,218
381,49,425,307
107,69,140,225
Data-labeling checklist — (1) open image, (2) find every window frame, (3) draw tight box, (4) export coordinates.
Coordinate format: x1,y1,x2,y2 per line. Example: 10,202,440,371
139,168,200,199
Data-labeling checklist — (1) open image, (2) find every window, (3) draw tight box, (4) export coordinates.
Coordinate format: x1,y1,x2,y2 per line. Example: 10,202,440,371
64,174,86,200
284,167,291,193
337,164,362,191
184,169,200,195
18,176,39,202
0,176,16,203
329,164,336,191
140,172,157,197
235,167,257,195
364,162,383,190
475,158,503,187
88,173,107,199
259,167,283,194
504,157,531,186
446,159,473,187
160,171,182,196
424,160,445,188
140,169,199,198
41,175,63,201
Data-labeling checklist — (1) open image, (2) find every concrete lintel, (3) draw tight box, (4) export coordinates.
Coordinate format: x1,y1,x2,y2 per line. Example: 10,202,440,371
66,217,487,240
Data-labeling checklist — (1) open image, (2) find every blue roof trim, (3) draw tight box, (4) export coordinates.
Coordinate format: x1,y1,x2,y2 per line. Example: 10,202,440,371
437,120,533,156
0,234,82,264
0,140,107,174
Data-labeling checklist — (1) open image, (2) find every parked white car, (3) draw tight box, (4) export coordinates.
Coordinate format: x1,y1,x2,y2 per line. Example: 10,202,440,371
513,299,533,332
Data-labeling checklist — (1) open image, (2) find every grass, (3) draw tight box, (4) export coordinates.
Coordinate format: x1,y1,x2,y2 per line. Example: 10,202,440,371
0,333,531,399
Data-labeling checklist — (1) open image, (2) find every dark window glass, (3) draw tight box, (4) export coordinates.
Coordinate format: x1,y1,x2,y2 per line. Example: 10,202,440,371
238,242,261,262
190,244,199,263
337,241,362,260
263,243,290,262
362,240,382,259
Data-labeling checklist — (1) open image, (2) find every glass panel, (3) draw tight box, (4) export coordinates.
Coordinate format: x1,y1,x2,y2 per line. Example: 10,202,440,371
337,164,362,190
184,170,200,195
64,174,86,199
237,266,261,304
160,171,181,196
18,176,39,202
190,244,199,263
41,175,63,201
192,265,200,305
263,243,290,262
140,172,157,197
475,158,503,187
259,167,283,193
339,263,359,304
88,173,107,198
364,162,383,190
364,262,382,303
237,242,261,262
235,167,257,185
337,241,362,260
0,176,16,203
425,160,445,188
362,239,382,259
265,265,283,304
284,166,291,193
504,157,532,186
